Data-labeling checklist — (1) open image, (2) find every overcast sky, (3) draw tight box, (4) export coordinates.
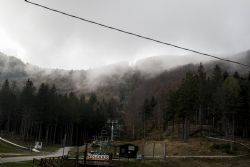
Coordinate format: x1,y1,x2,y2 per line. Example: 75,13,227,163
0,0,250,70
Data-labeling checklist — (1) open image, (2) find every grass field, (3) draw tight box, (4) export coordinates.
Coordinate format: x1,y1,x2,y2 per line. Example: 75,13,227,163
112,137,249,157
1,157,250,167
0,135,61,158
1,136,250,167
0,161,33,167
0,140,29,154
114,156,250,167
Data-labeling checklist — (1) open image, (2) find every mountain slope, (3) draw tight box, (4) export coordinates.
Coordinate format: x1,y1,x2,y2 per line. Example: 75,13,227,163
0,50,249,97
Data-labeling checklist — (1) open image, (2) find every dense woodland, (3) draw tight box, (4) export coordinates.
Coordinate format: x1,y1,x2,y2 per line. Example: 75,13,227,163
0,62,250,145
0,79,119,145
126,64,250,141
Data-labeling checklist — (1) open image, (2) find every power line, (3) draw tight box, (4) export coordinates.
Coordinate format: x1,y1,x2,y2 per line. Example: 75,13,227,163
24,0,250,68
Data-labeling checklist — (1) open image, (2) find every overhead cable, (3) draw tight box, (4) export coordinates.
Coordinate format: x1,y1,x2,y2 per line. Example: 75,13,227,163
24,0,250,68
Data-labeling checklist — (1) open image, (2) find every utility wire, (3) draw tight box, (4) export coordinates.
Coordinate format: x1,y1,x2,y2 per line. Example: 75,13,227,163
24,0,250,68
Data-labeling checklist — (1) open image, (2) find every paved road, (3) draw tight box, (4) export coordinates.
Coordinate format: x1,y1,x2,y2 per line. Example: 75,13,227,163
0,147,72,163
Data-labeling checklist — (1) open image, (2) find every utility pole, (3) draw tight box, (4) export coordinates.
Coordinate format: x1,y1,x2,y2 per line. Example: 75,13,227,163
83,143,88,167
107,120,118,141
62,133,67,157
111,122,114,141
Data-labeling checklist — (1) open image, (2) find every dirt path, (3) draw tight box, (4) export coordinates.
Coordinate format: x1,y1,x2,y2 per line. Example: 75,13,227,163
0,147,72,163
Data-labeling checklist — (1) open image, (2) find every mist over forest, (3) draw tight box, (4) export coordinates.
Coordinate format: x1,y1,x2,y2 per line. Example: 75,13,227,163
0,50,250,144
1,50,249,93
1,1,250,167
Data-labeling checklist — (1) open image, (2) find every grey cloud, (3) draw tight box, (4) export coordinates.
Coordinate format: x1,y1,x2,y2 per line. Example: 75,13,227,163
0,0,250,70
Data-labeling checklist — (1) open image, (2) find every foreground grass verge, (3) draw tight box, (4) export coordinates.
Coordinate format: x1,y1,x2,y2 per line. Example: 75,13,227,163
115,156,250,167
0,141,61,158
1,156,250,167
0,161,33,167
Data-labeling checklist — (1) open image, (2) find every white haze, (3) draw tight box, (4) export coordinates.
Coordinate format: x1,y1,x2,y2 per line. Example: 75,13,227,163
0,0,250,70
1,49,249,93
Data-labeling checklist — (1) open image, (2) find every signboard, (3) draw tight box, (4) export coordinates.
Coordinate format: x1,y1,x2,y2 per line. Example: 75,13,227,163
128,145,135,151
119,144,138,158
86,153,111,161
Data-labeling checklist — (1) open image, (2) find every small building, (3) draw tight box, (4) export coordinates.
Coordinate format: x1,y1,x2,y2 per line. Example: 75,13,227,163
34,141,42,149
119,144,138,158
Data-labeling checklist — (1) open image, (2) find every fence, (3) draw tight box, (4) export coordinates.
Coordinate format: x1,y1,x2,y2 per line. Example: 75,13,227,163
33,156,68,167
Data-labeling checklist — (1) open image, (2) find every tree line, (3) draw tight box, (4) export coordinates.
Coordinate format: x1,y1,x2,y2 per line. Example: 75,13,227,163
1,63,250,143
139,64,250,140
0,79,116,145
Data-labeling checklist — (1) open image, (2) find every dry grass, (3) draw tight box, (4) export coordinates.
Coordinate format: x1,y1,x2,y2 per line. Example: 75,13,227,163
115,156,250,167
113,137,249,156
2,157,250,167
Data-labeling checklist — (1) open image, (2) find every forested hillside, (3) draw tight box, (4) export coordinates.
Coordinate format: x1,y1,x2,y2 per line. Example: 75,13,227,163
0,79,119,145
0,51,250,144
125,63,250,141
